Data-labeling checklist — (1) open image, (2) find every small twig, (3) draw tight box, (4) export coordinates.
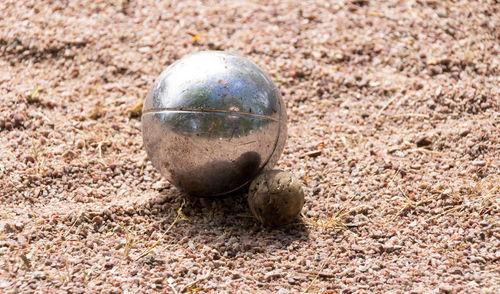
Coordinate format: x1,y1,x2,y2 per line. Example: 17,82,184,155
300,150,322,158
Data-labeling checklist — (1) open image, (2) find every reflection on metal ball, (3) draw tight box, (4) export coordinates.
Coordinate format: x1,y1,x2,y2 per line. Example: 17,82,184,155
142,51,288,197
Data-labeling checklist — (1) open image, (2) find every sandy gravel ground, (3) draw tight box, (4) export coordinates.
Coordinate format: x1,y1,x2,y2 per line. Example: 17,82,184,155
1,0,499,293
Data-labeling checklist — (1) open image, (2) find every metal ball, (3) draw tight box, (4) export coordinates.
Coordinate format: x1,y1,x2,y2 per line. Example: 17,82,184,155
142,51,287,197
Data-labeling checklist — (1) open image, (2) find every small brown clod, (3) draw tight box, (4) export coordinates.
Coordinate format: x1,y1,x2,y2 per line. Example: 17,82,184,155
248,170,305,227
75,139,85,149
416,136,432,148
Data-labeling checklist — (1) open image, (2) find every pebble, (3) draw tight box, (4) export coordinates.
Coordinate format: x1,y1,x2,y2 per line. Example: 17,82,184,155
471,160,486,166
75,139,85,149
3,223,15,233
438,283,454,293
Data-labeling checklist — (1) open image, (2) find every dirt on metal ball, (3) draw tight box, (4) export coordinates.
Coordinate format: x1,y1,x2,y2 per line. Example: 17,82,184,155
142,51,287,197
247,170,305,227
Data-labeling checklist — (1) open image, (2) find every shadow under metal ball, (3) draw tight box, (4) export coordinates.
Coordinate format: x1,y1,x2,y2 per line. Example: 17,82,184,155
142,51,288,197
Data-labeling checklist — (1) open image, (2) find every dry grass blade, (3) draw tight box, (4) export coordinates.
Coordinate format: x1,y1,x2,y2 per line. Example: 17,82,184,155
427,206,463,221
299,270,335,278
331,180,346,186
96,140,111,161
30,86,39,100
301,195,356,230
304,249,337,292
123,228,133,257
180,268,212,293
192,34,202,43
64,219,78,237
406,148,440,154
126,100,143,118
168,284,179,294
65,259,72,283
31,138,40,173
393,113,430,119
376,95,399,118
176,201,191,223
392,186,434,220
304,269,323,292
135,200,186,261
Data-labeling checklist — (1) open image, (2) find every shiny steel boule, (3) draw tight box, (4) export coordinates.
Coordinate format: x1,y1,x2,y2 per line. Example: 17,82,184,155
142,51,287,197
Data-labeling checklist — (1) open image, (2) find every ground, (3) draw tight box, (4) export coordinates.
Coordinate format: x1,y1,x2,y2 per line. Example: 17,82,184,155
0,0,499,293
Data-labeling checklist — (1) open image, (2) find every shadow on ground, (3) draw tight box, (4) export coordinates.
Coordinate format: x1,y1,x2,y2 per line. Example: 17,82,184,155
147,186,310,257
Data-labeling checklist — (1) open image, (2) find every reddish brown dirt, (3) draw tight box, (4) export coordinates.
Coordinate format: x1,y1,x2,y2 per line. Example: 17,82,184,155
1,0,499,293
